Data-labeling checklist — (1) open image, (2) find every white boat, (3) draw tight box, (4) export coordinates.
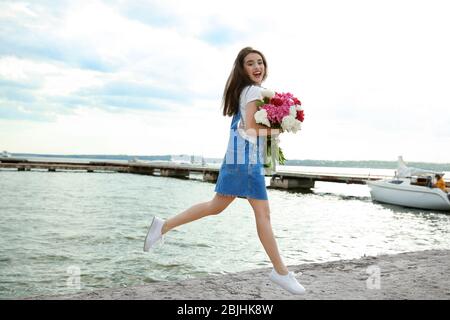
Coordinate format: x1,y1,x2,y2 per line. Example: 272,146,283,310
367,156,450,212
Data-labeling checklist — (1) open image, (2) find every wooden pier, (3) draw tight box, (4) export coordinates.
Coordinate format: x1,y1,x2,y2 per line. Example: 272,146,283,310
0,159,401,190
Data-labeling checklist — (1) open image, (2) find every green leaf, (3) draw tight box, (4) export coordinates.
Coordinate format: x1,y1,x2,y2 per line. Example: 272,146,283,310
278,147,286,165
256,100,265,108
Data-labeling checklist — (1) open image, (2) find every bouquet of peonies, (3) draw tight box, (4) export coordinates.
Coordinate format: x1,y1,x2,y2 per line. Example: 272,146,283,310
254,89,305,174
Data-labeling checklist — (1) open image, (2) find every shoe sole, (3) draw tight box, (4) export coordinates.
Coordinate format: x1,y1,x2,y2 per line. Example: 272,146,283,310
269,275,306,295
270,279,306,295
143,216,156,252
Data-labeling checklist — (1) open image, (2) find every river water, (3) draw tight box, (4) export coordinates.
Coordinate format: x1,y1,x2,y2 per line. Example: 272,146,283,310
0,164,449,299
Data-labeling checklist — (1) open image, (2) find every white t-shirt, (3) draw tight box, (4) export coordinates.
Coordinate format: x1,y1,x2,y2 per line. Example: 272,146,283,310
237,85,262,143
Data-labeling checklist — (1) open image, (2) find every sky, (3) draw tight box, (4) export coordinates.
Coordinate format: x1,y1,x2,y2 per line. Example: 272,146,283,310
0,0,449,163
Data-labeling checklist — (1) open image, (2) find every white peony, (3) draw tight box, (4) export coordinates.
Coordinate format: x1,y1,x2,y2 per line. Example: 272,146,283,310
261,88,275,99
254,109,271,127
289,105,297,117
281,115,302,133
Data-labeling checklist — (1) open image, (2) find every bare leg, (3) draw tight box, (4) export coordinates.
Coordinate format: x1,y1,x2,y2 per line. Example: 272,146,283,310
247,198,289,275
161,194,236,234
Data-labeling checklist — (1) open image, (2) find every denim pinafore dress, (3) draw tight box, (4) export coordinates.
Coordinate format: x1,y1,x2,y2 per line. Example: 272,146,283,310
214,109,268,200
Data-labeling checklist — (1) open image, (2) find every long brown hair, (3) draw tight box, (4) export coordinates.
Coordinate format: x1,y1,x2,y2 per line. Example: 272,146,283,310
222,47,268,116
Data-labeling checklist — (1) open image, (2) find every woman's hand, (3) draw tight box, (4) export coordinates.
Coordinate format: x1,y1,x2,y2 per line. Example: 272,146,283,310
245,101,280,136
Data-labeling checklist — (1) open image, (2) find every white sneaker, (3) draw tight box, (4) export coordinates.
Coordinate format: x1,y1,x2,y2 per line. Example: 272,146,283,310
269,269,306,295
143,216,165,252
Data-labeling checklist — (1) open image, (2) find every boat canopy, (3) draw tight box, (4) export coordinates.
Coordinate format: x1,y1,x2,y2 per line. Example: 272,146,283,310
396,156,443,178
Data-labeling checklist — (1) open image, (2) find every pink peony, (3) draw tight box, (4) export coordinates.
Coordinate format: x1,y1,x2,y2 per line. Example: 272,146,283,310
271,97,284,107
261,104,290,124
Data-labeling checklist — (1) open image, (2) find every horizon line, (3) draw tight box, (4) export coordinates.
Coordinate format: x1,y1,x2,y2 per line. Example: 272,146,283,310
3,152,450,165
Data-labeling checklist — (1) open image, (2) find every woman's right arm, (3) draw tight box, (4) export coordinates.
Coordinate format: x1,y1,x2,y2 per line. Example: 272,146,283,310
244,101,280,137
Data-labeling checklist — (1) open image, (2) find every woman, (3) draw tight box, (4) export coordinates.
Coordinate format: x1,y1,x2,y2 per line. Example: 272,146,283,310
434,174,449,193
144,47,305,295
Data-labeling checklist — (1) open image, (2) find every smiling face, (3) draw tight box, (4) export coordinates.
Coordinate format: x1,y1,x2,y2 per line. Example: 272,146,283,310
243,52,265,85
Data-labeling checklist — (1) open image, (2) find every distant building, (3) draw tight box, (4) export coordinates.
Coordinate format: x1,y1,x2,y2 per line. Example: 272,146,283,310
170,154,189,164
1,150,12,158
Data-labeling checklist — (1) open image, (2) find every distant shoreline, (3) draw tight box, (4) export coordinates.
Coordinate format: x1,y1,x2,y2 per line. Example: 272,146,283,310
5,153,450,171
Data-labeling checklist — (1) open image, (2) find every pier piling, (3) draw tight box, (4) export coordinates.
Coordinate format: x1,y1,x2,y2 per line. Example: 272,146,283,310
160,168,189,179
203,172,219,182
270,176,315,189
